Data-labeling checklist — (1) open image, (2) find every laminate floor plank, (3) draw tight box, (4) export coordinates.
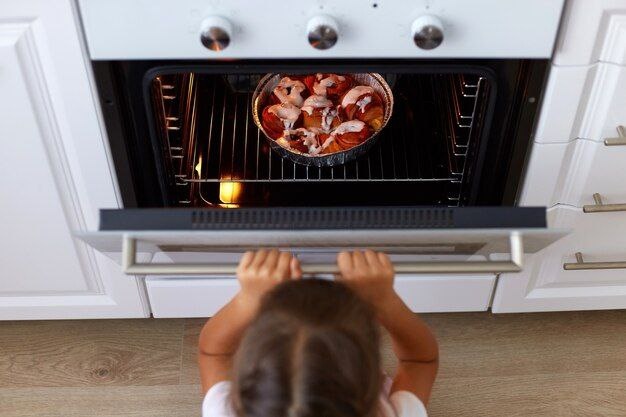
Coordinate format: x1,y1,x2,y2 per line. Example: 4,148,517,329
180,319,205,385
0,319,185,388
422,310,626,379
429,371,626,417
1,385,202,417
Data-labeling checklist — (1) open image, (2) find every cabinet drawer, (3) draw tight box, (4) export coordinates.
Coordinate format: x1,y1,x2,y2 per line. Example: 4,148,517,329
558,140,626,209
146,274,496,318
534,64,626,144
493,206,626,313
146,277,239,318
521,139,626,208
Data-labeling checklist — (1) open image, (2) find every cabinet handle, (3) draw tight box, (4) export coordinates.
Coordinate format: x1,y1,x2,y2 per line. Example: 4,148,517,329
583,193,626,213
563,252,626,270
121,233,524,276
604,125,626,146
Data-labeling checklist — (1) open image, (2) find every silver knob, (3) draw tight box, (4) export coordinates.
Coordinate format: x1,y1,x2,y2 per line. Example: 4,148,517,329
200,16,232,52
307,15,339,50
412,15,444,50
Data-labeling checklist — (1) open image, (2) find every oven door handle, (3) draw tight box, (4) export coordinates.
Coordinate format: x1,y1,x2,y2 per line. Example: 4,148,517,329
121,233,524,275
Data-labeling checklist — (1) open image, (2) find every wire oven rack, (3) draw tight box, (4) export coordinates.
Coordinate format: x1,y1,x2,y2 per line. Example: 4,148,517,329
152,72,487,206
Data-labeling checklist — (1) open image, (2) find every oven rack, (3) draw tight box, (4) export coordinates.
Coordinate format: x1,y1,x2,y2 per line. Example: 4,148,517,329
154,72,487,206
188,74,482,179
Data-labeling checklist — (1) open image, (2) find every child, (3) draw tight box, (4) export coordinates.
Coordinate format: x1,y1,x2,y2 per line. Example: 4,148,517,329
199,249,439,417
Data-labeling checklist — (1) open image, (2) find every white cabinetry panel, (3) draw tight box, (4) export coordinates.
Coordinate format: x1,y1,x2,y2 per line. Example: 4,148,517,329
553,139,626,209
534,64,626,144
519,142,568,207
521,139,626,208
1,22,92,294
492,206,626,313
532,66,589,143
554,0,626,66
146,278,239,318
0,0,147,319
146,274,496,318
575,64,626,143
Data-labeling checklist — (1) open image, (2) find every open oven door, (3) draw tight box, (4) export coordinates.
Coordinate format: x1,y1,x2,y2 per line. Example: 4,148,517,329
77,207,568,276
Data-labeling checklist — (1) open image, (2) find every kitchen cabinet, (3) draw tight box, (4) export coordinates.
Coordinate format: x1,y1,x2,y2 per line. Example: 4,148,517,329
0,0,148,319
495,0,626,313
146,274,497,318
493,206,626,312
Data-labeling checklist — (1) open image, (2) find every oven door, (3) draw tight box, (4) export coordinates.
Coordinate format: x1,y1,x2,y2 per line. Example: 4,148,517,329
78,207,567,276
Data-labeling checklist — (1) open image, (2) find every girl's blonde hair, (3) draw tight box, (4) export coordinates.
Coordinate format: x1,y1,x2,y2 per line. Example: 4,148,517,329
231,279,382,417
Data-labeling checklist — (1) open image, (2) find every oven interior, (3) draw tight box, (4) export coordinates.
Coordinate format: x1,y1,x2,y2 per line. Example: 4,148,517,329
149,70,491,208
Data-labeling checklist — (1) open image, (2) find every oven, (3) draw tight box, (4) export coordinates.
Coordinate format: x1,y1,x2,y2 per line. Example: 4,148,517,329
76,0,568,314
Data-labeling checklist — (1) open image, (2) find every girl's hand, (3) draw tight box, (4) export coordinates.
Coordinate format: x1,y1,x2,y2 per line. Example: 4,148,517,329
336,250,396,309
236,250,302,309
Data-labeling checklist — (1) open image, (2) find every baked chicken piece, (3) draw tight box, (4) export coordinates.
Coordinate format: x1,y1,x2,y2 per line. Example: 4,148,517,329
300,95,341,132
261,102,302,139
331,120,371,149
304,73,353,100
277,128,323,155
340,86,385,130
271,77,308,107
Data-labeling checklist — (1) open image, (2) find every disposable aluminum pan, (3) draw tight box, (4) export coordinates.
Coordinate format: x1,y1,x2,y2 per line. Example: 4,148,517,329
252,73,394,167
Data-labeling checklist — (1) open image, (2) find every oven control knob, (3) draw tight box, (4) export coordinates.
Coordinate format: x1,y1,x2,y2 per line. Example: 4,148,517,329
307,15,339,50
412,15,444,50
200,16,232,52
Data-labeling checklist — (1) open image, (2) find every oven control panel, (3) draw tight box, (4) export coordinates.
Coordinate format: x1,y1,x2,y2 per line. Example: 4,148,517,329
79,0,564,60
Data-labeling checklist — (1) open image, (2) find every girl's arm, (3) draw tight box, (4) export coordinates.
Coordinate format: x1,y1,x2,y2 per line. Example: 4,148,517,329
376,292,439,405
198,294,257,394
337,251,439,405
198,250,301,394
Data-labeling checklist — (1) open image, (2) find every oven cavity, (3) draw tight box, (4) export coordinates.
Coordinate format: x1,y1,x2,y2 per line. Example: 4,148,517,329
150,72,489,208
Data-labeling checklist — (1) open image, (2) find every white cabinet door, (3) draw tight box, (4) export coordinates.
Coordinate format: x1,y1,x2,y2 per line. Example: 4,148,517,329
492,206,626,313
0,0,148,319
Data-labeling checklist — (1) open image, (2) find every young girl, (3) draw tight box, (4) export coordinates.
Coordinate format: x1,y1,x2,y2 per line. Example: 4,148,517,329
198,250,439,417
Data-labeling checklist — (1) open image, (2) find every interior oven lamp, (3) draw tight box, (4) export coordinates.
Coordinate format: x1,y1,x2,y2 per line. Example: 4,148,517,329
219,181,242,206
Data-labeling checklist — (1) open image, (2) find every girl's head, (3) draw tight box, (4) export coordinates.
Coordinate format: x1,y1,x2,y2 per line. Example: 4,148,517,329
231,279,382,417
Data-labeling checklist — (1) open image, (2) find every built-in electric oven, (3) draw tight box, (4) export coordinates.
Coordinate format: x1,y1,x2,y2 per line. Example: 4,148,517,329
77,0,567,277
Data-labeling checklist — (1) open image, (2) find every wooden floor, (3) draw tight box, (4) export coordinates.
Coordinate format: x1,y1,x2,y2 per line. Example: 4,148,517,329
2,310,626,416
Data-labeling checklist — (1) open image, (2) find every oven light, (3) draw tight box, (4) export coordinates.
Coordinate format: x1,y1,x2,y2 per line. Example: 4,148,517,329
194,156,202,177
219,181,242,204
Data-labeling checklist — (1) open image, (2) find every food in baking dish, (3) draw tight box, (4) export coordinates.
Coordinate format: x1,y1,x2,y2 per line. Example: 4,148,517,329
259,73,387,157
261,102,302,139
341,86,385,131
303,73,353,100
270,77,308,107
301,95,341,132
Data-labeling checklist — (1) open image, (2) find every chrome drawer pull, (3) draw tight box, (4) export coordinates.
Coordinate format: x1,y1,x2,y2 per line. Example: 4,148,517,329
604,125,626,146
583,193,626,213
121,233,524,276
563,252,626,270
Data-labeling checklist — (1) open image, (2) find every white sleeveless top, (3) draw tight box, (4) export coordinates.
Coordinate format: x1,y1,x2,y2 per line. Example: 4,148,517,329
202,377,428,417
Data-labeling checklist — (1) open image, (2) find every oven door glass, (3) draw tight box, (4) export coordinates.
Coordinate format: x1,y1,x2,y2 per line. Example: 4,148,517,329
78,207,568,276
